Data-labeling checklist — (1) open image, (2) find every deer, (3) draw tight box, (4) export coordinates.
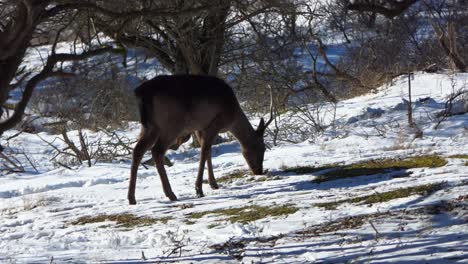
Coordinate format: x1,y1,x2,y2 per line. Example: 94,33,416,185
128,74,274,204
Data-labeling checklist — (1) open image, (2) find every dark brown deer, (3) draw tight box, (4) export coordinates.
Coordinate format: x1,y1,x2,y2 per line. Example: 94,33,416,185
128,75,273,204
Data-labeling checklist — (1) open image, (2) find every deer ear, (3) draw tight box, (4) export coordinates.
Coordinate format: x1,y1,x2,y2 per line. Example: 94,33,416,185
256,118,266,136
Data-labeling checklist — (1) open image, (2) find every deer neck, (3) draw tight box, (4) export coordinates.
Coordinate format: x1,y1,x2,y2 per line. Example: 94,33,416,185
229,110,258,150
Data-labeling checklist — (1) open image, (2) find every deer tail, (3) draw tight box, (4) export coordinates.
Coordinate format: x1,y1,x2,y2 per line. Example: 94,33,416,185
136,96,149,128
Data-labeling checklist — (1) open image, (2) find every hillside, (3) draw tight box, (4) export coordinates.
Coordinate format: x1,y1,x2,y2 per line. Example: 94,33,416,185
1,72,467,263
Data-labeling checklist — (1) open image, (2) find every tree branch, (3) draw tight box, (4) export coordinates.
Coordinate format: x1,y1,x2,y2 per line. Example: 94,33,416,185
43,1,214,21
0,46,121,134
347,0,418,18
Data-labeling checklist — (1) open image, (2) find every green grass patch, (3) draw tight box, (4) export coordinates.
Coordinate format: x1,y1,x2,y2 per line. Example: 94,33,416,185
71,213,171,228
207,223,221,229
183,219,196,225
217,170,248,183
282,164,338,175
247,175,282,182
349,155,447,168
315,183,443,210
203,170,248,184
298,215,369,235
190,205,299,224
282,155,447,183
247,176,267,182
448,154,468,159
203,172,280,185
313,155,447,183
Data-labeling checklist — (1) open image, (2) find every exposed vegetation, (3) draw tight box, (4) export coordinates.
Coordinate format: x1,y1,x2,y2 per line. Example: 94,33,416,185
315,183,443,210
202,170,248,184
298,215,371,235
247,175,283,182
281,155,447,184
183,219,195,225
448,154,468,159
203,171,279,185
190,204,299,224
282,164,338,175
315,155,446,183
71,213,171,228
216,170,248,183
207,223,221,229
22,195,60,211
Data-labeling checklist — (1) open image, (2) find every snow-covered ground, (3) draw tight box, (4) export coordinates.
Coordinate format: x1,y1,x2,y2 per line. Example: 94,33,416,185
1,72,467,263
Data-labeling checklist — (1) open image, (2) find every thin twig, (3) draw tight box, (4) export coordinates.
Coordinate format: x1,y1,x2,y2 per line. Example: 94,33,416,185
0,151,25,172
369,220,381,240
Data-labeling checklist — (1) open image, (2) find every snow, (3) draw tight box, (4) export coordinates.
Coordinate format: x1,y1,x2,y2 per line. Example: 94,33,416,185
1,72,467,263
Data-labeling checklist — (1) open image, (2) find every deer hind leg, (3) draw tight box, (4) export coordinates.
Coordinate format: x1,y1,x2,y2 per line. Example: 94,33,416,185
128,129,158,205
152,143,178,201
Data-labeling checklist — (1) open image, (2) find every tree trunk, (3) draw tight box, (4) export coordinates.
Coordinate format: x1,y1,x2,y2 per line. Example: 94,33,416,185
0,1,47,123
431,22,466,72
175,1,229,76
0,47,27,119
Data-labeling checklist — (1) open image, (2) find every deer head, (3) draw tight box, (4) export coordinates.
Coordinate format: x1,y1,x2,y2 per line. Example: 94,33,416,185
241,85,275,175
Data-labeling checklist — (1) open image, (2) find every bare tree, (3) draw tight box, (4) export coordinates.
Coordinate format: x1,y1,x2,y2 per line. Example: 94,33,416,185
346,0,467,72
0,0,48,121
346,0,418,19
0,0,115,137
90,0,288,77
0,0,213,138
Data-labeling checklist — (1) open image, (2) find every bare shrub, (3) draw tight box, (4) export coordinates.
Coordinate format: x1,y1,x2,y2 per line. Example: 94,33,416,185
22,194,59,211
0,150,25,173
0,144,38,174
330,1,467,98
31,62,138,132
435,78,468,129
36,127,135,168
161,228,191,258
260,99,338,145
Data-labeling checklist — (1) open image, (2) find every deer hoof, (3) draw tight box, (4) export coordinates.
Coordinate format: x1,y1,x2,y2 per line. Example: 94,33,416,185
196,192,205,198
209,183,219,190
128,198,137,205
167,193,178,201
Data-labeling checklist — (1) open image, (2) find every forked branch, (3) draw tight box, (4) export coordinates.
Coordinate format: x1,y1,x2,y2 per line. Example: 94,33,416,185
0,45,121,134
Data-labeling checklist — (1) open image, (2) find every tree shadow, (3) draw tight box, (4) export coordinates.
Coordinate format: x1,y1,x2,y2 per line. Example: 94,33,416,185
111,229,466,263
239,228,468,263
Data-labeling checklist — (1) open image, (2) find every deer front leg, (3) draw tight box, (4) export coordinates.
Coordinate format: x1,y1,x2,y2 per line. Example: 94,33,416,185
206,148,219,190
152,148,178,201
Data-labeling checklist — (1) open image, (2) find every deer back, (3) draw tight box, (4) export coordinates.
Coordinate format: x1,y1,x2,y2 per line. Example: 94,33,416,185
134,75,241,136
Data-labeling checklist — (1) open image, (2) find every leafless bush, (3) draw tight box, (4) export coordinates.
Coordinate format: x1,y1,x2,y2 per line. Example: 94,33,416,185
26,58,140,169
0,150,25,174
31,62,138,132
330,0,467,98
292,102,328,134
22,194,59,211
435,79,468,129
36,126,135,168
0,144,38,174
261,99,338,145
161,228,191,259
210,237,246,261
